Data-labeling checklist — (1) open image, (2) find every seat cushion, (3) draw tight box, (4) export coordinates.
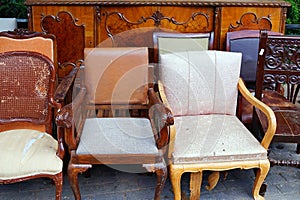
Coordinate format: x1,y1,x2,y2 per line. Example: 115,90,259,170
172,115,267,164
77,118,159,155
0,129,62,180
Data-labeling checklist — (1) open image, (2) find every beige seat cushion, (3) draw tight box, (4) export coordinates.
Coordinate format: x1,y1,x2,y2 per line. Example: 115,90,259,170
77,118,158,155
172,115,267,164
0,129,62,180
160,50,242,116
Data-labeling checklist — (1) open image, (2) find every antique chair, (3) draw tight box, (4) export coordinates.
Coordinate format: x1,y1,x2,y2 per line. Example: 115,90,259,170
255,30,300,167
153,31,214,80
158,50,276,199
0,29,80,104
225,30,286,128
0,51,64,200
55,47,174,200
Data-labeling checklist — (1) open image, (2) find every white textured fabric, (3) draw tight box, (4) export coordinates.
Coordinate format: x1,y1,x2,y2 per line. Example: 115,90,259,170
0,18,17,31
77,118,159,155
172,115,267,164
160,50,242,116
0,129,62,180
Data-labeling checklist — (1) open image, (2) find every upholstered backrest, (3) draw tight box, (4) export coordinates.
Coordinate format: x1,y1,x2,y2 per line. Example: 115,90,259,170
226,30,282,89
0,51,56,133
160,50,242,116
0,37,55,62
84,47,149,105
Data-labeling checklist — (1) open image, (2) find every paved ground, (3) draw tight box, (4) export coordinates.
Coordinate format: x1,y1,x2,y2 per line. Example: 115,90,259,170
0,142,299,200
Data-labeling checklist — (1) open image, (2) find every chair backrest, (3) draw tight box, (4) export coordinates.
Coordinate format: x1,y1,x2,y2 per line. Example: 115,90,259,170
159,50,242,116
84,47,149,105
0,18,17,31
0,29,57,70
0,51,56,133
226,30,282,89
255,30,300,103
41,11,85,78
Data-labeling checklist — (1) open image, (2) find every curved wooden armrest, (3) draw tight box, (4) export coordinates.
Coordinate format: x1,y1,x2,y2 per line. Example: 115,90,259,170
238,78,277,149
148,88,174,149
54,63,80,102
55,87,86,128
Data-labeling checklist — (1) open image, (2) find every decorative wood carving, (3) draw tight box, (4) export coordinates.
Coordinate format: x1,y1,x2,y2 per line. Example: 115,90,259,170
41,11,85,78
228,12,272,32
24,0,291,7
99,9,210,47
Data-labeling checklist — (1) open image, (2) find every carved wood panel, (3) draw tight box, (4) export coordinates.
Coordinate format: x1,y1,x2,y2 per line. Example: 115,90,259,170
97,6,213,48
41,11,85,78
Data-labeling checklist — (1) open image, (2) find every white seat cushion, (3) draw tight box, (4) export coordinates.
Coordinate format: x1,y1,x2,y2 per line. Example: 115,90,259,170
0,129,62,180
172,115,267,164
77,118,159,155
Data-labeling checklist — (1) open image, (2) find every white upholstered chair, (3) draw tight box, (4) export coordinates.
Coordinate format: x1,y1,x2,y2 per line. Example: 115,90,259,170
158,50,276,200
0,18,17,31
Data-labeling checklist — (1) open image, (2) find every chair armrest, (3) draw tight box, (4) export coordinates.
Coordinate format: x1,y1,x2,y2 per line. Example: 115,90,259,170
238,78,277,150
55,87,86,150
54,62,80,102
148,88,174,149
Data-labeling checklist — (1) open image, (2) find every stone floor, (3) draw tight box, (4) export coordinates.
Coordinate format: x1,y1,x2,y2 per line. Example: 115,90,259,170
0,142,299,200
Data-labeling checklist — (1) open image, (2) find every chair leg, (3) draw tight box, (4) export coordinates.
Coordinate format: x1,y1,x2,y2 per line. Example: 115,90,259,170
169,165,184,200
52,172,63,200
252,160,270,200
297,144,300,154
154,165,168,200
68,163,91,200
190,172,202,200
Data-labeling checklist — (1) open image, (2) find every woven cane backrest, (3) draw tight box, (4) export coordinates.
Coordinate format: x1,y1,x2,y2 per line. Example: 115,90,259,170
0,51,56,133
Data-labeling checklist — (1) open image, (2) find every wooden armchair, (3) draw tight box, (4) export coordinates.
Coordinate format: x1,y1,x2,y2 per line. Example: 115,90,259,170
0,51,64,199
255,30,300,167
158,50,276,200
0,28,80,104
225,30,286,128
55,47,174,200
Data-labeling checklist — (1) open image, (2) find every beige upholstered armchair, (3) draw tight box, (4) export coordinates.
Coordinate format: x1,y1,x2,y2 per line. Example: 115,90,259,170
158,50,277,200
55,47,174,200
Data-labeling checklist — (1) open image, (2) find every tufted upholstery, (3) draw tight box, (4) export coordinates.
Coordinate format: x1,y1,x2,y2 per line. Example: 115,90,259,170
0,129,62,180
160,50,241,116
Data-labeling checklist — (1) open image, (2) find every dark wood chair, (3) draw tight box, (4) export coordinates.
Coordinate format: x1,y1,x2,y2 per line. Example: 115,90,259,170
0,51,64,200
55,47,174,200
157,50,276,200
255,30,300,167
41,11,85,79
225,30,286,128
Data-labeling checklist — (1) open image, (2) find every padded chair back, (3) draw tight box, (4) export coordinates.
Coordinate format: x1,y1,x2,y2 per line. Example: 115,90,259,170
84,47,149,105
0,51,56,133
0,29,56,68
159,50,242,116
226,30,282,89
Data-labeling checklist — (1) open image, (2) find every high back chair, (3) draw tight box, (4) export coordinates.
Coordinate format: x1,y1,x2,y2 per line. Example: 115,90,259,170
255,30,300,167
158,50,276,199
55,47,173,200
153,32,214,79
225,30,285,128
0,51,64,200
